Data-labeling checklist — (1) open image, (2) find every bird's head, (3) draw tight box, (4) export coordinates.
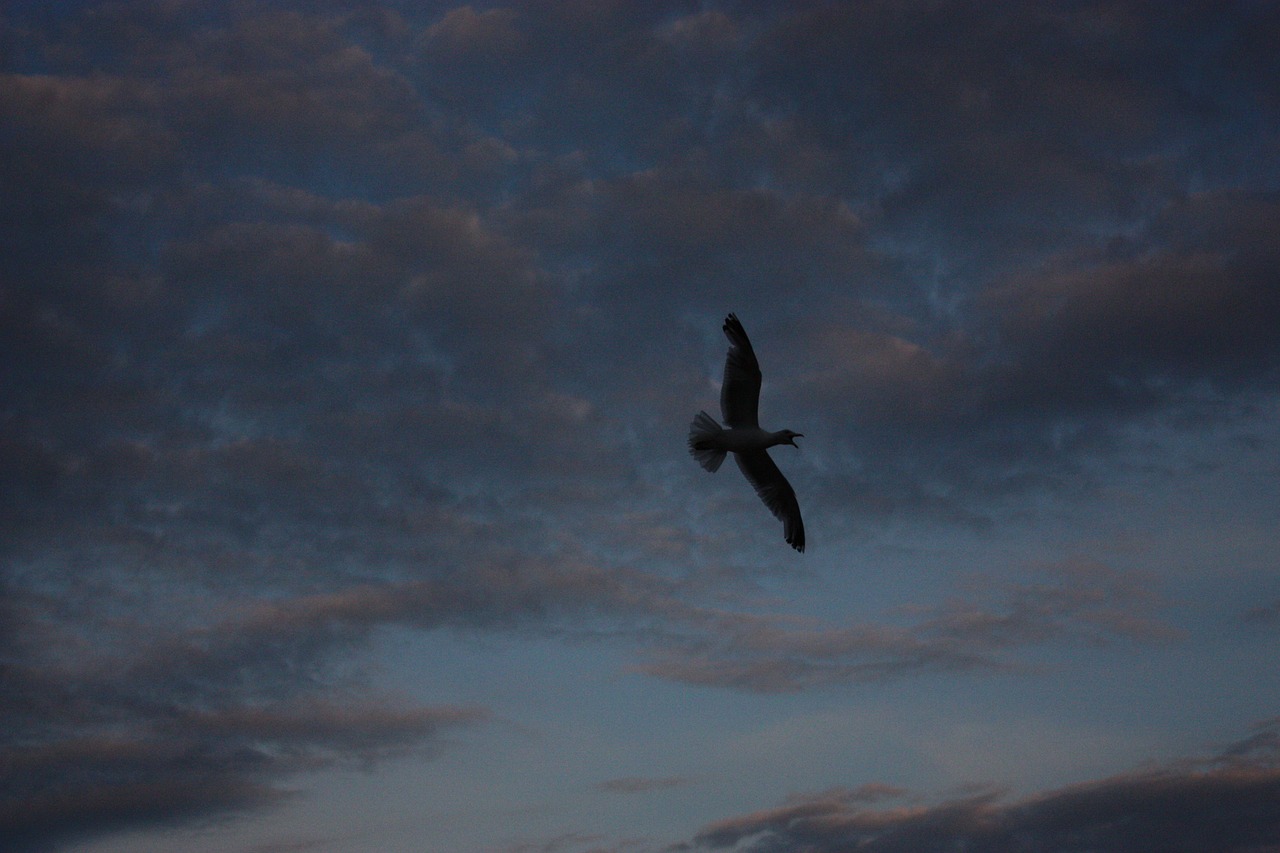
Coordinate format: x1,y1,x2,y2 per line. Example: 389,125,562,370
778,429,803,448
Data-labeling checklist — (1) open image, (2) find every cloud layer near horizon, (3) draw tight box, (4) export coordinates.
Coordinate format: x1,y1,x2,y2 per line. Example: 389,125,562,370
686,719,1280,853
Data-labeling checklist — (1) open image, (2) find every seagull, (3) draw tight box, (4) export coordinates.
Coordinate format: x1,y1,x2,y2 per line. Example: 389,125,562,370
689,313,805,552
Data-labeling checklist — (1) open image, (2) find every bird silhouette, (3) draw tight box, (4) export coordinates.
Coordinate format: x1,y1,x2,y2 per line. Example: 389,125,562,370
689,313,805,552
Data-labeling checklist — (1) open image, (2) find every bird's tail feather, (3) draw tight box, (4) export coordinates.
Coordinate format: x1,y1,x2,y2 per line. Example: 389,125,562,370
688,411,727,473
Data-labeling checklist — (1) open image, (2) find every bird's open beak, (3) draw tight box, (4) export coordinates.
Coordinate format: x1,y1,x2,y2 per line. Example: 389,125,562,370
789,433,803,447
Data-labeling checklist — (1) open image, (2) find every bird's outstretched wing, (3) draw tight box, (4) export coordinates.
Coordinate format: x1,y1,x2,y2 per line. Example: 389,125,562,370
720,313,761,428
736,450,805,552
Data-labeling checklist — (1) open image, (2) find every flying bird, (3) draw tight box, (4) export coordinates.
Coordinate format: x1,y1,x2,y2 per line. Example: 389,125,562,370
689,313,805,552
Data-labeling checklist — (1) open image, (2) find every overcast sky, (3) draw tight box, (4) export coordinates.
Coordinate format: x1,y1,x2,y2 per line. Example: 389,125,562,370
4,1,1280,851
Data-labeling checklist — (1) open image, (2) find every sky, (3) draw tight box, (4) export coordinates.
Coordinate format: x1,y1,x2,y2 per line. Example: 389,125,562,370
3,1,1280,851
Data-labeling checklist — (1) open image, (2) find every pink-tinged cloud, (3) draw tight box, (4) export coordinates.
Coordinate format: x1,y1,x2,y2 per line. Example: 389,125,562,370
691,720,1280,852
635,560,1178,693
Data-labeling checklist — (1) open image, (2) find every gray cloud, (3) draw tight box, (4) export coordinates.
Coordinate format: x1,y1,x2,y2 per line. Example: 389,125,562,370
1,707,486,853
0,537,701,850
6,1,1276,526
3,537,1180,847
1,566,493,851
748,2,1280,241
838,190,1280,419
782,188,1280,520
687,719,1280,852
3,2,1277,850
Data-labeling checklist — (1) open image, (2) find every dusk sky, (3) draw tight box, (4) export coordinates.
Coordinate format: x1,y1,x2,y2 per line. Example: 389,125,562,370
4,2,1280,851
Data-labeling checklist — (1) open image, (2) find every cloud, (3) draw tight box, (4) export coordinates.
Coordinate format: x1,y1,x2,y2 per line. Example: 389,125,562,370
984,191,1280,409
0,692,487,853
749,2,1280,237
2,546,1180,847
782,188,1280,520
811,188,1280,432
635,560,1177,693
7,1,1275,530
101,553,1170,703
421,5,525,59
1,559,499,852
0,541,709,850
3,3,1277,851
686,719,1280,852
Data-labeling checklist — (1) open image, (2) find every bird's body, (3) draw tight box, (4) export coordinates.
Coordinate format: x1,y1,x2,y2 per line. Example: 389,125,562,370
689,314,805,552
691,423,798,456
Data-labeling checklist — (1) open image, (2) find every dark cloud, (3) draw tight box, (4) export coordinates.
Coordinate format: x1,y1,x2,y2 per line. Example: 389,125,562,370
5,1,1275,524
2,1,1278,850
782,188,1280,520
687,719,1280,852
985,190,1280,408
3,523,1182,847
1,565,492,851
748,1,1280,245
1,703,486,853
0,534,704,848
0,629,487,853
